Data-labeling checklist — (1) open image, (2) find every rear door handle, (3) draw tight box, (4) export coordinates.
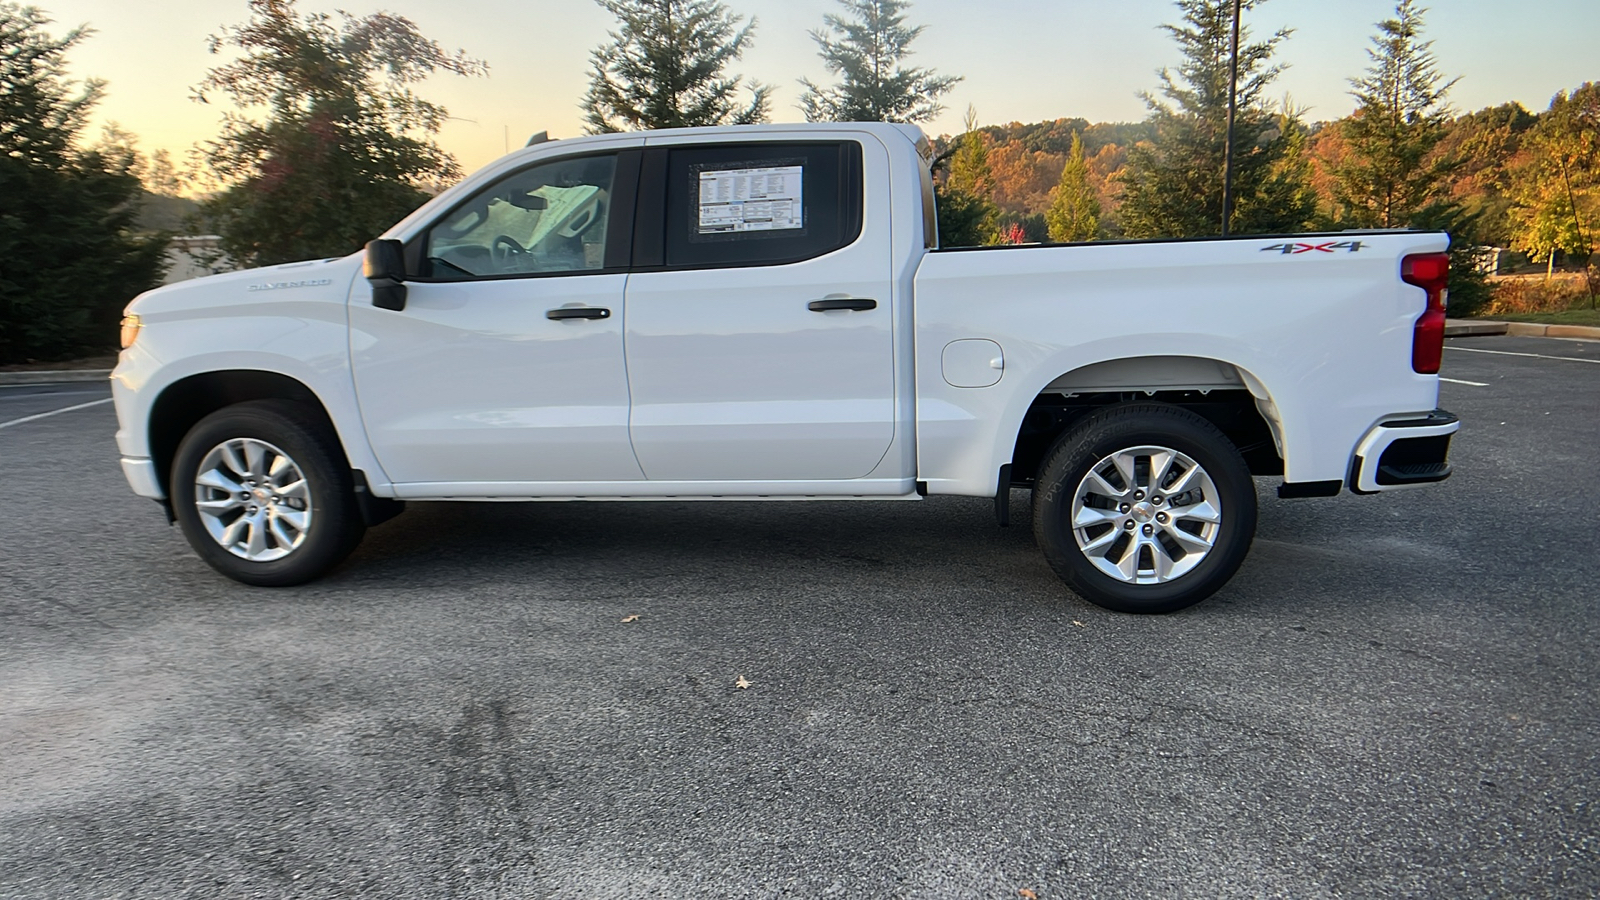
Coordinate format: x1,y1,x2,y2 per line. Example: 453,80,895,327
807,298,877,312
546,307,611,320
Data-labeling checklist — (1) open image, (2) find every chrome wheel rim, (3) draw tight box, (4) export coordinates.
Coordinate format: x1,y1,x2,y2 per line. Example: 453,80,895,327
1069,445,1222,584
193,438,312,562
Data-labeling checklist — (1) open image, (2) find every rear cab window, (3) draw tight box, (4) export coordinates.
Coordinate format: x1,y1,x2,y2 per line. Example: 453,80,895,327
637,141,864,270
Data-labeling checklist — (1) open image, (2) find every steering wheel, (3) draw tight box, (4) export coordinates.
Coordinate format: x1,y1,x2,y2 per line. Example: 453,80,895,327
491,235,528,269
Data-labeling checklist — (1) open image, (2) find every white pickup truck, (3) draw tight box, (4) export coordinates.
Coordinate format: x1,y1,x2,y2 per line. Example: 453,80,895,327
112,122,1458,612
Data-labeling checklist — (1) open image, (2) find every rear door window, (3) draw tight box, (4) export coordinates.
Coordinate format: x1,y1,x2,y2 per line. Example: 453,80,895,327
658,141,863,269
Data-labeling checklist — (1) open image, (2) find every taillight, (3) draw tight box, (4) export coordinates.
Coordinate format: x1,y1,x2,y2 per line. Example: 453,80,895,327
1403,252,1449,374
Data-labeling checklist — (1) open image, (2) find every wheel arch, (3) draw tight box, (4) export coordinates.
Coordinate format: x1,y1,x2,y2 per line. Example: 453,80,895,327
1008,355,1286,487
148,370,345,503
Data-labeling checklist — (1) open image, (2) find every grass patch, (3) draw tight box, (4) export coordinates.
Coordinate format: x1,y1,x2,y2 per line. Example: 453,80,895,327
1488,308,1600,327
1475,271,1597,321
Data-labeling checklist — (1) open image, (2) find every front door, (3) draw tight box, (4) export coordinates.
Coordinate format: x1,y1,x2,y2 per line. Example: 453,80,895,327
623,137,897,482
349,148,643,488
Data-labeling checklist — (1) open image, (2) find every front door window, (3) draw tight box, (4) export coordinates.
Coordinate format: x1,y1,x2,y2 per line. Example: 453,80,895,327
423,154,617,280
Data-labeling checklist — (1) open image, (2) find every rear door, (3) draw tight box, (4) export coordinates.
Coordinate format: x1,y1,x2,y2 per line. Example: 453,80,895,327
622,136,897,482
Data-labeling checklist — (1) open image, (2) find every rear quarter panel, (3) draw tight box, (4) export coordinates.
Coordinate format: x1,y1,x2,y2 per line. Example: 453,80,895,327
913,233,1451,496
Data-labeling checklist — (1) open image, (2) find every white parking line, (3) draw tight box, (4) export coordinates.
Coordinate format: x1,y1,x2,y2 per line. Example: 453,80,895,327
1439,377,1489,386
1445,346,1599,365
0,397,114,431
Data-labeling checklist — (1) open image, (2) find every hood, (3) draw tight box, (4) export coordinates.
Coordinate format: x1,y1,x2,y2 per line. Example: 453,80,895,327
127,254,364,318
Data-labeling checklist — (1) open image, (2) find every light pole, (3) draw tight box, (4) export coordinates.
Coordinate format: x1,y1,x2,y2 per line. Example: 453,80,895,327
1220,0,1241,237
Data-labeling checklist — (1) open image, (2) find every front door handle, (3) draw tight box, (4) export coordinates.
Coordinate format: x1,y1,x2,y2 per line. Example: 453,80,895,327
807,298,877,312
546,306,611,320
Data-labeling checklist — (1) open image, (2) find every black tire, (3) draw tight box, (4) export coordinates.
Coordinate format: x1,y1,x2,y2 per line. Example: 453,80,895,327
1032,402,1257,614
170,400,365,586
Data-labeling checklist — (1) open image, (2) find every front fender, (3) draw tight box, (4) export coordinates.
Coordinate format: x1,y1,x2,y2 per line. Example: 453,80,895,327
111,308,390,494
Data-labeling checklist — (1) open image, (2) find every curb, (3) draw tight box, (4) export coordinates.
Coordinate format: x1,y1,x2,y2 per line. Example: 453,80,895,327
1444,319,1600,340
1504,322,1600,339
0,369,112,386
1444,319,1508,337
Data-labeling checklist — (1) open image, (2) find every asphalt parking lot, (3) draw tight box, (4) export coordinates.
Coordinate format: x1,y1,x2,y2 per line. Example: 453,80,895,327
2,335,1596,899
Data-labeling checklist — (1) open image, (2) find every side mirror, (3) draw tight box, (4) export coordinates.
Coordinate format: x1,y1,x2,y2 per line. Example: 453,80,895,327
363,239,407,311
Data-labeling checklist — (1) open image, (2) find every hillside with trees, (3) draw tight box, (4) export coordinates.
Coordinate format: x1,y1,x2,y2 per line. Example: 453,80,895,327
921,1,1594,317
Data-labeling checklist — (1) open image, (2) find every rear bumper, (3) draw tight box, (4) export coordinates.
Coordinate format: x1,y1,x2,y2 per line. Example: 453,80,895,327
1349,409,1459,494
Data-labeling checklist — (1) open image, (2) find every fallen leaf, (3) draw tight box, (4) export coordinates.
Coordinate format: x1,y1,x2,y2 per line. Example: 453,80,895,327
620,615,639,623
1072,621,1085,628
1019,889,1038,899
735,675,752,689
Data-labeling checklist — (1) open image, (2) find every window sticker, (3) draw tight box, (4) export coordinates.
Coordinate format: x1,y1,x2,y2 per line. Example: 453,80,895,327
697,164,803,234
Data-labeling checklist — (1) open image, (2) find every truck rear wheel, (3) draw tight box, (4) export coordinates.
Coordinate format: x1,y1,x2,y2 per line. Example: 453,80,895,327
170,400,365,586
1032,403,1256,613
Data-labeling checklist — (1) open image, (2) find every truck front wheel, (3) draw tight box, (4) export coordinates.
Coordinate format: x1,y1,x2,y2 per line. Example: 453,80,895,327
1032,403,1257,613
170,400,366,586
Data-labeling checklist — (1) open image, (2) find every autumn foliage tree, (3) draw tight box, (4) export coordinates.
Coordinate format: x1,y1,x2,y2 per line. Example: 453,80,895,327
0,4,165,362
1430,101,1535,246
1509,83,1598,289
193,0,485,268
989,141,1065,214
583,0,770,132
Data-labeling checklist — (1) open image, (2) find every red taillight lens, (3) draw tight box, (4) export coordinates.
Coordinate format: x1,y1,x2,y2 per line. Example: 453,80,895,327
1403,252,1449,374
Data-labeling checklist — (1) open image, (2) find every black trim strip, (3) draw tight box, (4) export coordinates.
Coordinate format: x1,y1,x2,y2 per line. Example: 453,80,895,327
603,149,641,271
992,461,1004,525
840,142,863,248
632,149,668,268
994,463,1013,527
1278,480,1342,499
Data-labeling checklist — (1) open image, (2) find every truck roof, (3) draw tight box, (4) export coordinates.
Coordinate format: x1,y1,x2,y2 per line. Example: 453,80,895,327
526,121,930,156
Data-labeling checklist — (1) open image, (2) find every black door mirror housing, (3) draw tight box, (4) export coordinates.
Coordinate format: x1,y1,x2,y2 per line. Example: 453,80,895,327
364,239,408,311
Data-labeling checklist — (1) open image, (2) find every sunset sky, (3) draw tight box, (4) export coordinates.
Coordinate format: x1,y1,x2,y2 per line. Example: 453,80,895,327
36,0,1600,177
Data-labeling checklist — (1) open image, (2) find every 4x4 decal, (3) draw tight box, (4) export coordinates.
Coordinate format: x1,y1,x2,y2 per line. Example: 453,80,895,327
1261,240,1365,254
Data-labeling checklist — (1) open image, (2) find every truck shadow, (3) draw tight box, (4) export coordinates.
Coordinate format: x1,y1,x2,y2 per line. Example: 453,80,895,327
339,493,1061,597
312,482,1480,619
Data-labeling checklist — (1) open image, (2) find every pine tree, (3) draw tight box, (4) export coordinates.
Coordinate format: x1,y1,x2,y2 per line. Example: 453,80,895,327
0,4,166,363
946,106,995,197
1117,0,1314,238
583,0,770,133
1330,0,1459,228
1239,107,1320,233
1045,133,1101,242
193,0,486,268
936,106,998,246
797,0,959,124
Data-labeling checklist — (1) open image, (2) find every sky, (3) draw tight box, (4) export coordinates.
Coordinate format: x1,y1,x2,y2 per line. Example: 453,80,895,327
35,0,1600,178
